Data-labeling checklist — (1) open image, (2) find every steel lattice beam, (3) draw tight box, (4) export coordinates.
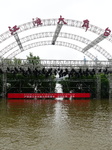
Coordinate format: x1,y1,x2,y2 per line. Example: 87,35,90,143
0,58,111,69
13,33,24,52
7,40,96,60
82,34,106,52
52,24,63,45
0,32,111,60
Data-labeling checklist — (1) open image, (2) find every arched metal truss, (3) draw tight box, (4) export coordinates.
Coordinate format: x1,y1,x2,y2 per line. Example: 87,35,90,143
1,18,112,43
7,40,96,60
0,18,112,60
1,32,112,60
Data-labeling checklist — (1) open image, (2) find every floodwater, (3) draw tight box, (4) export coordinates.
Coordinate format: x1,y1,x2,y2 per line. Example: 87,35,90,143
0,98,112,150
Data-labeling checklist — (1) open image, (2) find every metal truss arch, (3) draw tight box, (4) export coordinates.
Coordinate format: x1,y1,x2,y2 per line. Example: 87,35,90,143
1,18,112,44
1,32,111,60
7,40,96,60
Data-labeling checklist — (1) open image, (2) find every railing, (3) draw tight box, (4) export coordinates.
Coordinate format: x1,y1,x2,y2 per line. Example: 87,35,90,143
0,59,112,69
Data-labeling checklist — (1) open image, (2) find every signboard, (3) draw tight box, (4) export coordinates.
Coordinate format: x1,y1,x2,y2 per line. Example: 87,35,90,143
7,93,91,99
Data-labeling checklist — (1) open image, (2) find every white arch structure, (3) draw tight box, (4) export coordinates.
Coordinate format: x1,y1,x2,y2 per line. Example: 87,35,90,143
0,18,112,60
4,32,111,60
7,40,97,60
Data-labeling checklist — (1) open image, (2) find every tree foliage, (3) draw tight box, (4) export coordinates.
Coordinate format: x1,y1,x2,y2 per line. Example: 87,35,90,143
2,53,56,95
0,54,110,99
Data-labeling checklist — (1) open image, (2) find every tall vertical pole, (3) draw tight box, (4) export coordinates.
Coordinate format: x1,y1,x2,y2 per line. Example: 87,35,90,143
96,75,101,99
2,66,7,98
108,74,112,100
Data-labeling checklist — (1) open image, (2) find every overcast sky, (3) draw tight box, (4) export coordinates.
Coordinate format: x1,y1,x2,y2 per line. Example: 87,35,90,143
0,0,112,60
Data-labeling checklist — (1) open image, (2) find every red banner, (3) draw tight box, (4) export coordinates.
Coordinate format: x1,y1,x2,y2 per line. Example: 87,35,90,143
7,93,91,99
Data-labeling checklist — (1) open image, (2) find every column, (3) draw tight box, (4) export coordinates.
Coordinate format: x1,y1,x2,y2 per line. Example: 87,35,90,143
96,75,101,100
2,71,7,98
108,74,112,100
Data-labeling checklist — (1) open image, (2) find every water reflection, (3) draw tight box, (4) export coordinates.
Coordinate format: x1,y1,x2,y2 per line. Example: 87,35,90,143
55,83,63,100
0,99,112,150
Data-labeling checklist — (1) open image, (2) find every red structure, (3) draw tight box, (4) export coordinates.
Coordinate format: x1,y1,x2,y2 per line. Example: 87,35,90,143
104,27,111,36
7,93,91,99
57,15,67,24
32,17,42,26
82,19,89,31
8,25,20,35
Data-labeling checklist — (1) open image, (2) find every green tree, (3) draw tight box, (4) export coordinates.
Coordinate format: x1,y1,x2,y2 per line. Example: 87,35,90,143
26,52,40,65
6,53,56,94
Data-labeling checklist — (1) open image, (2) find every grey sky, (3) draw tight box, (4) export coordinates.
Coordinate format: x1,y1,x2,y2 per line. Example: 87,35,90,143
0,0,112,60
